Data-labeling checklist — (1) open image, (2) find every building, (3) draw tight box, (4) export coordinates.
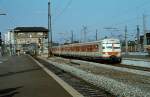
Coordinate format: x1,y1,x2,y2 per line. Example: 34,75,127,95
140,33,150,51
145,33,150,45
13,27,48,55
4,32,9,44
3,31,15,55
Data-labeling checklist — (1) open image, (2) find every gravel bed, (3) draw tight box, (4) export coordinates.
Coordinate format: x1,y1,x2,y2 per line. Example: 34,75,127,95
51,57,150,92
72,62,150,92
40,57,150,97
49,57,150,76
73,60,150,76
43,57,150,93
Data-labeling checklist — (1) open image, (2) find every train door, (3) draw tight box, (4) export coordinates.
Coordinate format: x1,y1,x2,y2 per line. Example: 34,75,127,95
101,43,107,56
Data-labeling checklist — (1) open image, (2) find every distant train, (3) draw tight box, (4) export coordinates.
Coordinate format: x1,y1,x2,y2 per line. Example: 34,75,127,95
52,38,122,63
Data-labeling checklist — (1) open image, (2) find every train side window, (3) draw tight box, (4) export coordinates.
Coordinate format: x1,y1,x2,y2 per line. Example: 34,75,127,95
95,45,98,49
96,45,99,51
113,47,120,49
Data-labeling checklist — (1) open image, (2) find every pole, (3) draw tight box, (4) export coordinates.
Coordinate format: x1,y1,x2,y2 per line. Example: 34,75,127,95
143,14,147,52
83,25,87,42
9,31,12,56
137,25,140,51
96,29,98,41
48,0,52,57
71,30,73,43
125,25,128,55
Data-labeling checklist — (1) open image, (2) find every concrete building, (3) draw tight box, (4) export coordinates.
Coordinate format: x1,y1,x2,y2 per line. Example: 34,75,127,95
4,32,9,44
13,27,48,55
3,31,15,55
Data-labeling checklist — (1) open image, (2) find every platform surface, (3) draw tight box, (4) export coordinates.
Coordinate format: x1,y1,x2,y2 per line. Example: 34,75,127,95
0,55,72,97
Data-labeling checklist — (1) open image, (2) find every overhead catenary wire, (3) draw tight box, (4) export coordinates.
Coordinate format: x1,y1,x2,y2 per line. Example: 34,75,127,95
53,0,150,43
88,0,150,30
53,0,72,22
110,0,150,26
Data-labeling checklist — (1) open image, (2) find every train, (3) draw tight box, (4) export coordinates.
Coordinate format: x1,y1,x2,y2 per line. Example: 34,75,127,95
52,38,122,63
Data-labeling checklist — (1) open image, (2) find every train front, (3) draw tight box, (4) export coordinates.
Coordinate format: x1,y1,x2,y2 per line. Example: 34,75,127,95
101,38,122,63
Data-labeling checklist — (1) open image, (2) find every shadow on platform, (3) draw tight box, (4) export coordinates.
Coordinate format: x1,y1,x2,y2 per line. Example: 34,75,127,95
0,67,41,78
0,86,23,97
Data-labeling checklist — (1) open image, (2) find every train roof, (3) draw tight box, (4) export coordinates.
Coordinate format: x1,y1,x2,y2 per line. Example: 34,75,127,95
101,38,120,43
53,38,120,48
53,40,101,48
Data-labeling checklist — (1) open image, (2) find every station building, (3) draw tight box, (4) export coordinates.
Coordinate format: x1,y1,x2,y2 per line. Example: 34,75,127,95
12,27,48,55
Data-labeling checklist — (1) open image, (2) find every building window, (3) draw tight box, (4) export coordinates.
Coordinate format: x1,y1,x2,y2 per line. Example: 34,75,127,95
147,38,150,45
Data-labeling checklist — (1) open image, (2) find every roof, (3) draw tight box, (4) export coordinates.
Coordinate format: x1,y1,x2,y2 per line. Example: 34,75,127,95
14,27,48,32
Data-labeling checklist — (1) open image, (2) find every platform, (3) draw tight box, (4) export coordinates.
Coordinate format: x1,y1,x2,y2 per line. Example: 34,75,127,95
0,55,73,97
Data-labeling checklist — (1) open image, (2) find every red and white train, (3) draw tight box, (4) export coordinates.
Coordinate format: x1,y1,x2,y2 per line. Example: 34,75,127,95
52,38,122,63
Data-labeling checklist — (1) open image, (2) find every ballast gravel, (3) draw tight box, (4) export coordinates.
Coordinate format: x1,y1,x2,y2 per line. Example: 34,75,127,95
41,58,150,97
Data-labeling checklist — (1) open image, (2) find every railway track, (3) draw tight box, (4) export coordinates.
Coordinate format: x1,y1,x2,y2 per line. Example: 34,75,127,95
46,56,150,83
92,60,150,72
111,63,150,72
36,58,115,97
37,56,150,97
49,56,150,72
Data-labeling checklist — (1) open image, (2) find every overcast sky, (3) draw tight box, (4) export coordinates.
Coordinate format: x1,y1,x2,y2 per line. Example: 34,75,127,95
0,0,150,43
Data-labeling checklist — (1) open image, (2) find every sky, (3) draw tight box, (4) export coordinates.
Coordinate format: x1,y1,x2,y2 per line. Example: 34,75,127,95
0,0,150,43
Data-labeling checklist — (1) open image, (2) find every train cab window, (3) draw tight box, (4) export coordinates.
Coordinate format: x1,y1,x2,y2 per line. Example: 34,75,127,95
106,46,112,49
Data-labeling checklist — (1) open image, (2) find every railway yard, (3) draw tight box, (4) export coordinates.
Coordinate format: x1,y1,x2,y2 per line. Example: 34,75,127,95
1,1,150,97
36,55,150,97
0,53,150,97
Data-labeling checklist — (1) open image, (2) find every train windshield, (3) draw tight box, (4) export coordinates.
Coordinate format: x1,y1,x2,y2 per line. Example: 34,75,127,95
102,43,121,50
